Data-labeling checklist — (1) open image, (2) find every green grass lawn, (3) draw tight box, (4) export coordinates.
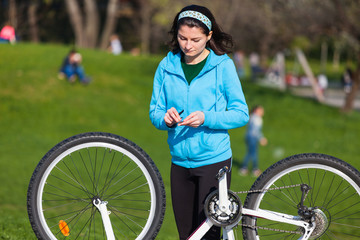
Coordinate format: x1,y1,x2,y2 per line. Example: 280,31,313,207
0,43,359,239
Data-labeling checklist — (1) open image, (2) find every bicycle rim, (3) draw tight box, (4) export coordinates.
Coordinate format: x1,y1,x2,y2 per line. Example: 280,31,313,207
242,155,360,239
36,141,159,239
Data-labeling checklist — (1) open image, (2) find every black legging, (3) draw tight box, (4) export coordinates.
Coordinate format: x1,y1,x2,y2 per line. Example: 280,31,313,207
170,158,232,240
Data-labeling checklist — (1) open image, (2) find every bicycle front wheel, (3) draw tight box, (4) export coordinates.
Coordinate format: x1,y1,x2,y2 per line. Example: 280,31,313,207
242,153,360,240
27,132,166,240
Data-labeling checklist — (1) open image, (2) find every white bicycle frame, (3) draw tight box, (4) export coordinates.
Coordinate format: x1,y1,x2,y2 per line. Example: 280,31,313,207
95,167,316,240
187,167,316,240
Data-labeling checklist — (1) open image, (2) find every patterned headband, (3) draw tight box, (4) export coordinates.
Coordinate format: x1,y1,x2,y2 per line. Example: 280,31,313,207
178,10,212,31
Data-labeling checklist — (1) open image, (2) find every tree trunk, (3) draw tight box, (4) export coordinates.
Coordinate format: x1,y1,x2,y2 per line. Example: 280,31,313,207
9,0,17,29
219,0,241,33
65,0,85,47
333,44,340,70
99,0,119,50
84,0,99,48
342,65,360,112
28,2,39,43
140,0,151,54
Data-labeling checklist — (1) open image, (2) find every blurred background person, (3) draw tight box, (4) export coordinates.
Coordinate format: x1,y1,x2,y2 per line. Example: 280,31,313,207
58,49,91,84
108,34,123,55
0,22,16,44
233,50,245,78
239,105,267,177
249,52,262,81
342,67,353,94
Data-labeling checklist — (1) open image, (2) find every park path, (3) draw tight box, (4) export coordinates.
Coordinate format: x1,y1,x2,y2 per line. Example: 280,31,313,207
290,87,360,111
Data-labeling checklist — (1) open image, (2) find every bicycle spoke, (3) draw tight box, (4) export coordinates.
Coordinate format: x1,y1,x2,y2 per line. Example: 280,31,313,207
49,173,92,198
43,201,87,213
110,207,140,236
59,161,93,198
95,148,107,194
43,191,86,202
106,181,148,201
79,150,99,196
102,164,140,197
45,183,89,202
312,170,327,206
69,153,94,199
98,154,127,197
50,203,92,237
97,150,117,197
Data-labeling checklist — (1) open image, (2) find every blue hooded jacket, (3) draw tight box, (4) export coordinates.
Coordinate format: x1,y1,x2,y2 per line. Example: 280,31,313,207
149,49,249,168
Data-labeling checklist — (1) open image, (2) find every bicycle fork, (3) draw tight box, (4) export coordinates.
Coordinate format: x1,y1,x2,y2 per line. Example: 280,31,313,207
93,198,116,240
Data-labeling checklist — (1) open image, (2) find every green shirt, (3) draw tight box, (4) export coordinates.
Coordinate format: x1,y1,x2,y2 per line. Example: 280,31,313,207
181,55,208,85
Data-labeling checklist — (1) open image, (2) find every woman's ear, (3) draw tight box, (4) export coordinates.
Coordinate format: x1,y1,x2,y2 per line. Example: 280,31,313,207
207,31,213,42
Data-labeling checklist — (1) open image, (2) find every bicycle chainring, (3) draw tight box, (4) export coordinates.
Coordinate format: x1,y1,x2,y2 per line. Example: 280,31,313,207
204,190,242,227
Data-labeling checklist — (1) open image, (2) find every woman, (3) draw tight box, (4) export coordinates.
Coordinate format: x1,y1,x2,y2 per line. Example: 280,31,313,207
149,5,249,239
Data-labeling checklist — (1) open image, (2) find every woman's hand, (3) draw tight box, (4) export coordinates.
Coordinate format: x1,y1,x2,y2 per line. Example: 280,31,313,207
178,111,204,128
164,107,183,127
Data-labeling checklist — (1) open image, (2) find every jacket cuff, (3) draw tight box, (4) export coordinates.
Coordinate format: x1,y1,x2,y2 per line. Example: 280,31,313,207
202,111,215,128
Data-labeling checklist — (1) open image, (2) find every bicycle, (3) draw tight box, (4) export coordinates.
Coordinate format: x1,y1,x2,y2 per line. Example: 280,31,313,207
27,132,360,239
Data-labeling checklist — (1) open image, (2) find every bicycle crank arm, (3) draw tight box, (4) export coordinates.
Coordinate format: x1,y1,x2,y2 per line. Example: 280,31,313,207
93,199,115,240
217,167,231,214
242,208,315,239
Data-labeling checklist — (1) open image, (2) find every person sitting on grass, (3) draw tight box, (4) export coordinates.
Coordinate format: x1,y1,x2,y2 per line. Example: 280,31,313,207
58,49,91,84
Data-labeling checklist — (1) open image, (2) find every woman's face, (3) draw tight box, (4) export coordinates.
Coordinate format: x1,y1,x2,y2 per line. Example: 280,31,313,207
177,24,212,63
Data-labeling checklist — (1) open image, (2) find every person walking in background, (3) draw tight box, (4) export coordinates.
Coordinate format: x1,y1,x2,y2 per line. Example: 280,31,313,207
233,50,245,78
149,5,249,240
108,34,123,55
249,52,262,81
58,49,90,84
239,105,267,177
342,67,353,94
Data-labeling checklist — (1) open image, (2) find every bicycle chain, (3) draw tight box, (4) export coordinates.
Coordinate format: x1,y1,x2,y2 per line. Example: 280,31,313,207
238,224,303,235
234,184,304,234
234,183,302,194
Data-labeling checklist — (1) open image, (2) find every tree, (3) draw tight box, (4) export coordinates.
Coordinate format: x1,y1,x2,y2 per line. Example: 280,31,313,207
65,0,86,47
9,0,17,28
99,0,120,50
64,0,119,49
323,0,360,112
84,0,99,48
28,1,39,42
139,0,152,54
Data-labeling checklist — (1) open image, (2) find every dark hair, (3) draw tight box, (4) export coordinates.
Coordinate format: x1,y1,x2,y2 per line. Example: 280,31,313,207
69,48,77,54
168,5,233,55
250,105,263,113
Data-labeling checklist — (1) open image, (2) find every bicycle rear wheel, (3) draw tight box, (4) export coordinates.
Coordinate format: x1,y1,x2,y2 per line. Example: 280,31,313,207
27,132,166,240
242,153,360,240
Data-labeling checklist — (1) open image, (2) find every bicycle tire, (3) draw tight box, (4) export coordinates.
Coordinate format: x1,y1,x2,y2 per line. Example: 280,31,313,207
27,132,166,240
241,153,360,240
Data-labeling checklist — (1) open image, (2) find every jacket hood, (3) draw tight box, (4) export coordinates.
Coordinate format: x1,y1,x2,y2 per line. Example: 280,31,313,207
163,49,230,76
